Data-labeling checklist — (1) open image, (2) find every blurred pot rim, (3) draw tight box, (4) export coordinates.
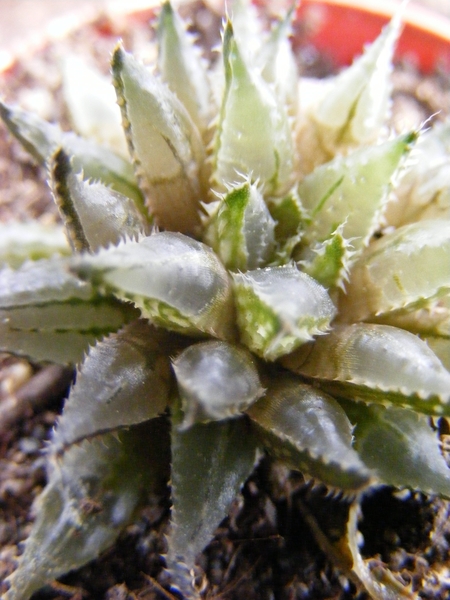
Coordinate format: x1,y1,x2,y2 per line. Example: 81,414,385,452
0,0,448,73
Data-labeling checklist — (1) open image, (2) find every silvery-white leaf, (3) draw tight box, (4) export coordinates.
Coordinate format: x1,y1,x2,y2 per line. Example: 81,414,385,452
233,265,336,360
74,232,236,340
173,340,264,428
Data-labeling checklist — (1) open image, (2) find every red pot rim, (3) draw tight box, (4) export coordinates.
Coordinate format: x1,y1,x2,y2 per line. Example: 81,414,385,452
297,0,450,73
0,0,449,75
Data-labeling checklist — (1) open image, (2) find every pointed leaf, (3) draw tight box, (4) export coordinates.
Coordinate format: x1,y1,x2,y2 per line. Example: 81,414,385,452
50,148,148,253
0,258,138,363
232,265,336,360
73,232,236,340
312,11,401,146
385,119,450,226
62,54,129,157
212,20,294,196
0,101,143,206
341,400,450,497
298,222,354,289
258,6,298,118
204,179,276,271
284,323,450,415
298,133,415,253
246,374,371,491
51,320,176,452
4,421,170,600
157,1,213,135
172,340,264,429
167,414,258,597
112,44,206,235
340,219,450,322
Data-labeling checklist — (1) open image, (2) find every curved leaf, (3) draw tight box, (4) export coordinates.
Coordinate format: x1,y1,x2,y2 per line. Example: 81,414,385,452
4,421,170,600
112,44,206,235
232,265,336,360
340,220,450,322
167,413,258,598
284,323,450,415
50,147,148,253
246,374,371,492
341,399,450,497
51,320,177,452
74,232,236,340
0,221,70,268
172,340,264,429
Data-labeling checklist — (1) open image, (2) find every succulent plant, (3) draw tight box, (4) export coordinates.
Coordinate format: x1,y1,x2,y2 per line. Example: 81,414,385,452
0,1,449,598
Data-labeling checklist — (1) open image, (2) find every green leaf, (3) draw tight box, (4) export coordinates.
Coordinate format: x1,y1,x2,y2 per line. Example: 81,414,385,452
0,221,71,268
298,133,415,254
4,421,170,600
51,320,177,452
203,179,276,271
172,340,264,429
212,20,294,196
157,1,213,135
257,5,299,118
298,222,354,289
0,258,138,363
50,148,148,253
111,44,206,235
246,374,371,492
284,323,450,416
167,414,258,598
73,232,236,341
385,119,450,227
341,400,450,497
311,10,401,146
62,54,129,158
0,101,143,207
340,219,450,322
232,265,336,360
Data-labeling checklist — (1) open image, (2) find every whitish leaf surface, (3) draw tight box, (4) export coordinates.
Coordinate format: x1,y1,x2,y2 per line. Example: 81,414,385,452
0,258,138,362
298,222,354,289
0,323,100,364
310,11,400,147
112,44,206,235
284,323,450,415
298,133,415,253
62,55,129,157
204,180,276,271
212,20,294,196
74,232,236,340
232,265,336,360
257,7,298,118
167,414,258,597
0,101,143,205
424,336,450,371
172,340,264,429
229,0,263,60
266,188,307,263
0,221,70,268
385,119,450,226
246,375,371,491
4,421,170,600
157,1,212,135
50,148,148,253
340,220,450,322
51,320,176,452
341,400,450,497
